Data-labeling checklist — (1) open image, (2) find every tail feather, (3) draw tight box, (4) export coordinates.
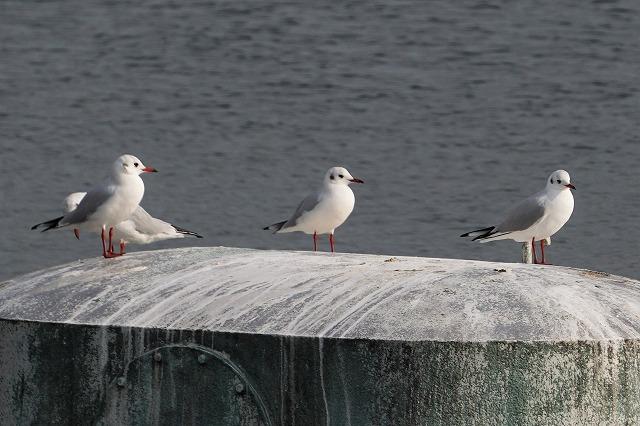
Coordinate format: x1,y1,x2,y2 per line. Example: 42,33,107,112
263,220,287,234
460,226,499,241
31,216,65,232
475,231,511,242
172,225,203,238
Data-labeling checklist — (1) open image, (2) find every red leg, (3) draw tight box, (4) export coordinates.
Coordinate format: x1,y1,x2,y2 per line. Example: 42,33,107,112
108,227,114,253
100,227,122,258
540,240,546,265
101,227,108,258
531,237,538,264
74,228,80,240
329,234,335,253
119,241,126,255
313,232,317,252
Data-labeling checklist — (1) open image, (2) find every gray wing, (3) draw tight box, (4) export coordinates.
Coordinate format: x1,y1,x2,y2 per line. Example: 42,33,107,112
282,192,321,229
63,192,87,214
61,185,114,226
496,194,547,233
128,206,175,235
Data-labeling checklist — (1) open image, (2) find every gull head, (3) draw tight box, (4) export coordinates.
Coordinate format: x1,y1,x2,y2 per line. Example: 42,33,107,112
546,170,575,191
113,154,158,177
324,166,364,186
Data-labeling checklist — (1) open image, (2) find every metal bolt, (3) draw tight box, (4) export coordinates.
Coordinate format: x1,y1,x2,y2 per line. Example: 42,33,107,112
198,354,206,364
235,383,245,394
154,352,162,362
117,377,126,387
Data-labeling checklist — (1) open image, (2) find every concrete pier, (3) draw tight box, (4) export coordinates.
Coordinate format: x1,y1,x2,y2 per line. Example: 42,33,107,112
1,247,640,425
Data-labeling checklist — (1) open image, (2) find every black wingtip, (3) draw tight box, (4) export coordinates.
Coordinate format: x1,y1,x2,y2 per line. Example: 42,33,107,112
264,220,287,234
31,216,64,232
172,224,203,238
460,226,496,240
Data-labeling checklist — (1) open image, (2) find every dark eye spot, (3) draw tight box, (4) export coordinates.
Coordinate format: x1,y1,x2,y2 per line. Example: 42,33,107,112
550,178,553,183
123,163,128,167
330,175,335,180
556,179,561,184
134,162,139,167
338,174,344,178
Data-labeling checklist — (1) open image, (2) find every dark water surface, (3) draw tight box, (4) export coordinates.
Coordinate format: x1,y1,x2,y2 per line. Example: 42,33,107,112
1,0,639,281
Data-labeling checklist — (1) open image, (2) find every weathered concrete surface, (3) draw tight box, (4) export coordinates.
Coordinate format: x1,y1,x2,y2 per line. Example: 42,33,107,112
1,247,640,425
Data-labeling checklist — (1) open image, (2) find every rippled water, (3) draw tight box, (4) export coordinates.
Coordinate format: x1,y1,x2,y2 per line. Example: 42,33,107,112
1,0,639,281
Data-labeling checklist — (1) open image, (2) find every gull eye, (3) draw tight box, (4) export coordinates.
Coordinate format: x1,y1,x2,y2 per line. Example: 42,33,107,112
123,163,128,167
338,174,344,178
134,162,139,167
556,179,561,184
330,175,335,180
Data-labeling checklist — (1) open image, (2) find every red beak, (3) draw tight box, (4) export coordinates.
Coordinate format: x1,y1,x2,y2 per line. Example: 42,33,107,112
565,183,576,190
142,167,158,173
349,177,364,184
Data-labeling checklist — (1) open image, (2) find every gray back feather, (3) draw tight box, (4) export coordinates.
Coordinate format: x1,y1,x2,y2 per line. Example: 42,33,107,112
61,186,114,226
129,206,175,235
283,192,321,229
496,194,546,232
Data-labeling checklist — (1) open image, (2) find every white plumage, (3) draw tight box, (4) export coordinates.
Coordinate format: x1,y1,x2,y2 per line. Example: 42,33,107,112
264,166,364,252
32,154,158,258
461,170,575,264
64,192,202,245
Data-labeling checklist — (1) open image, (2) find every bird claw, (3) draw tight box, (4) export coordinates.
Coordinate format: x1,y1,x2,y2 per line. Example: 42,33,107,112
103,251,123,259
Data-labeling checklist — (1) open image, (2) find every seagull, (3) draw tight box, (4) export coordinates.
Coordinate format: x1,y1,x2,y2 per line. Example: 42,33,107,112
460,170,575,264
32,154,157,258
63,192,202,253
264,166,364,252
